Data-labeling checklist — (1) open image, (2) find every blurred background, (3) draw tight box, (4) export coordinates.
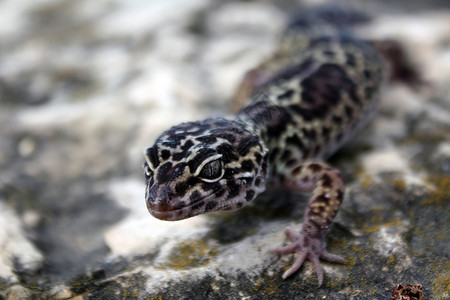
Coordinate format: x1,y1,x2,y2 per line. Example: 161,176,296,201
1,0,449,298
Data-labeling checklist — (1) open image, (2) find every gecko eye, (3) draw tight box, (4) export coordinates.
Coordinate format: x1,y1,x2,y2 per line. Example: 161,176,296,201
143,163,153,180
198,160,224,182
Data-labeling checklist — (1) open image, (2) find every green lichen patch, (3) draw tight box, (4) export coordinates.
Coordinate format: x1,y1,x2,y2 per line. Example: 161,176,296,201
430,260,450,299
86,272,149,299
158,240,218,270
424,175,450,206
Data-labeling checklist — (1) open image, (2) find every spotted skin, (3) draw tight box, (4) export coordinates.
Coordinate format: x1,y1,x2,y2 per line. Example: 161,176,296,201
144,8,386,286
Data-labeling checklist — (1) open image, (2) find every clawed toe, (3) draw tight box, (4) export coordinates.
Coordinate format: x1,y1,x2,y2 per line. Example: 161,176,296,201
320,250,346,264
282,250,307,279
273,229,345,286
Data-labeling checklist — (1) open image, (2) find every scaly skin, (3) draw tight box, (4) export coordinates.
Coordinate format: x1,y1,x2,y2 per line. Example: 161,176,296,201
143,8,386,286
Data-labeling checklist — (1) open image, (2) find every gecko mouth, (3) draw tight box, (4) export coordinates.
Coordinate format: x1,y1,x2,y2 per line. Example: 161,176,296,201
146,186,250,221
147,190,223,221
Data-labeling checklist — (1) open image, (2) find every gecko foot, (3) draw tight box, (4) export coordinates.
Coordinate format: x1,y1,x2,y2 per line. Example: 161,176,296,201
272,227,345,286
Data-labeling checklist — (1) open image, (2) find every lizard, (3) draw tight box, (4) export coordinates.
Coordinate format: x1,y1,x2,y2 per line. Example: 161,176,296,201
143,7,387,286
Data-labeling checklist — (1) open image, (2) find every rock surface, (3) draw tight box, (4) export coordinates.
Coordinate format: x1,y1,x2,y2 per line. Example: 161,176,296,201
0,1,449,299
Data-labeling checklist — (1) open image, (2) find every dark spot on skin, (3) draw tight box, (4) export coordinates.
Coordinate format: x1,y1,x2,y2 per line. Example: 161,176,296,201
175,201,186,209
236,202,244,208
321,127,331,141
175,182,189,195
286,134,304,150
189,191,201,203
323,50,335,57
146,147,160,168
365,86,374,98
261,156,269,172
288,104,302,115
217,143,239,162
215,188,225,198
363,69,372,80
320,173,333,188
205,201,217,211
269,148,279,165
241,160,254,172
251,104,291,138
196,136,217,144
344,105,353,120
227,181,241,199
256,104,286,126
308,163,323,173
237,136,260,156
299,63,359,121
173,151,188,162
285,158,297,167
201,182,220,192
157,162,173,183
223,168,235,180
186,176,200,187
200,182,225,198
245,190,255,201
171,140,194,161
216,133,236,143
337,189,344,202
296,108,315,122
346,53,356,67
192,201,204,211
292,166,303,176
302,128,316,140
313,144,322,157
254,152,262,164
281,149,291,162
277,89,294,101
349,89,362,106
181,140,194,152
162,138,181,148
161,150,171,160
315,194,330,206
332,115,342,124
255,178,261,186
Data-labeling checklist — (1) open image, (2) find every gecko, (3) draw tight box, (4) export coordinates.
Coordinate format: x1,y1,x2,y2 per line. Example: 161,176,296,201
143,7,386,286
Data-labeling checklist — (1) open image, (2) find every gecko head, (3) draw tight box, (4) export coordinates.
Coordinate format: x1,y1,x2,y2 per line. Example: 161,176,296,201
143,118,269,221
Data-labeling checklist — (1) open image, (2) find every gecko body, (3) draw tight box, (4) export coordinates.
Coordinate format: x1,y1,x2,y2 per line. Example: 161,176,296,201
144,8,386,286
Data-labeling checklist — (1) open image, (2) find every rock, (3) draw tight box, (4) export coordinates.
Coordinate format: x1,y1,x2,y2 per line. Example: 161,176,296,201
0,202,43,283
0,1,449,299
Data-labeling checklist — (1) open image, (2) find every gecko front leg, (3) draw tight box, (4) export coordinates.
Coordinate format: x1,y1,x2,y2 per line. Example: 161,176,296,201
272,161,346,286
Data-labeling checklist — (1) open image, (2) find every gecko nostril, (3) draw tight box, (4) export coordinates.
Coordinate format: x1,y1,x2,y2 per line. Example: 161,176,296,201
162,187,177,202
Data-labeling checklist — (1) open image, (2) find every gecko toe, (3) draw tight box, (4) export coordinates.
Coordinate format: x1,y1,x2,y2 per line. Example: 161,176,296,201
275,228,345,286
272,243,297,254
320,250,346,263
282,250,307,279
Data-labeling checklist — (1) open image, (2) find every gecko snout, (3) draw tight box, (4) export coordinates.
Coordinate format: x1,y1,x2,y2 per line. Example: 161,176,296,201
146,186,178,213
